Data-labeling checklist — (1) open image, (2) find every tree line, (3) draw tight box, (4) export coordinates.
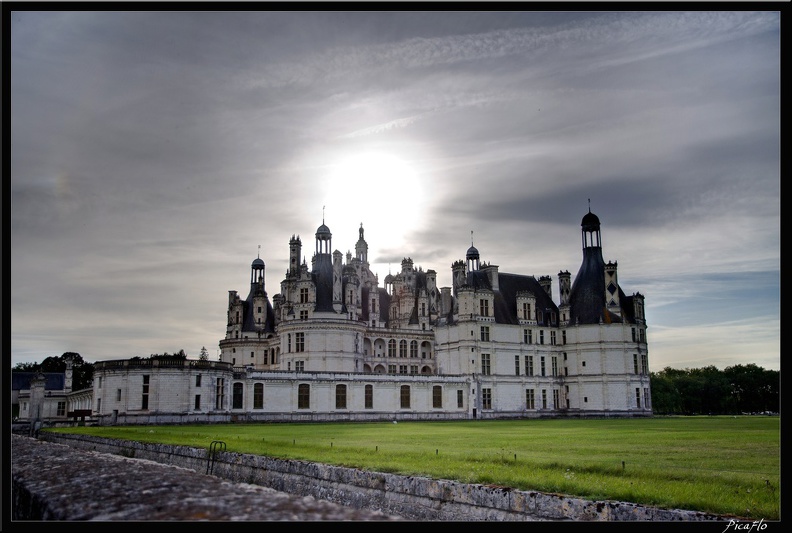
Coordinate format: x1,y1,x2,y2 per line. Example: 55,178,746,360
650,364,779,415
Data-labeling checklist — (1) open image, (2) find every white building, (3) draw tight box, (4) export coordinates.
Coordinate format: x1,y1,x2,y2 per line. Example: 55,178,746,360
91,209,651,425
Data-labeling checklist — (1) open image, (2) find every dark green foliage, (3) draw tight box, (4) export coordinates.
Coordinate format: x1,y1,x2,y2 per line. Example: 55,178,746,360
13,352,94,391
651,364,779,415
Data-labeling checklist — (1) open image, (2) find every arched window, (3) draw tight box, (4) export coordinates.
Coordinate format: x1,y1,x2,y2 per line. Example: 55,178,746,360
388,339,396,357
410,340,418,358
399,340,407,358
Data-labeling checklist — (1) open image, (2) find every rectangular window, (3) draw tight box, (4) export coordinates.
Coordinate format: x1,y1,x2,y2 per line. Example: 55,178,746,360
196,374,202,387
526,356,534,377
482,388,492,410
550,331,556,345
57,401,66,416
644,387,650,409
514,355,520,375
194,394,201,410
116,389,122,401
232,382,244,409
642,354,648,375
540,356,546,377
215,378,225,410
457,390,464,408
399,365,408,374
526,389,535,410
480,326,490,342
410,365,418,375
365,384,373,409
433,385,442,408
539,330,544,344
400,385,410,408
335,384,347,409
295,332,305,352
634,354,639,374
480,299,489,317
295,360,304,372
522,302,530,320
388,364,396,374
410,341,418,358
96,398,101,413
388,340,396,357
635,388,641,408
300,288,309,303
298,384,310,409
523,329,531,344
300,310,308,320
562,330,567,344
552,357,558,376
142,375,150,410
481,353,491,375
632,327,637,342
98,377,102,389
553,389,560,409
542,389,547,409
253,383,263,409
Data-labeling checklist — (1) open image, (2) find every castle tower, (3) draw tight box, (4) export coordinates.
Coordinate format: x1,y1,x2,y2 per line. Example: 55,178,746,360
466,232,480,272
333,249,343,312
289,235,302,277
251,255,265,289
558,270,571,305
539,275,552,298
63,353,75,394
605,260,621,316
568,205,609,325
315,221,332,255
355,223,368,264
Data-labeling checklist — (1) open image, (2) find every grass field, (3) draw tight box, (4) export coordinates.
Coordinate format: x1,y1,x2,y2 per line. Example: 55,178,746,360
47,416,780,520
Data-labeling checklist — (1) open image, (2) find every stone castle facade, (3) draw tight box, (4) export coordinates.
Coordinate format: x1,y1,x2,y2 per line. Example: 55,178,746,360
89,208,651,424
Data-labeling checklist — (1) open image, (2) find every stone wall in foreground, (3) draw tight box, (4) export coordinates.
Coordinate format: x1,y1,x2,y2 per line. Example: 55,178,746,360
34,432,730,522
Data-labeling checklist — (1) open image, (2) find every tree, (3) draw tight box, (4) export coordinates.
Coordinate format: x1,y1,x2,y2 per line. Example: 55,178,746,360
651,364,779,415
13,352,94,391
199,346,209,361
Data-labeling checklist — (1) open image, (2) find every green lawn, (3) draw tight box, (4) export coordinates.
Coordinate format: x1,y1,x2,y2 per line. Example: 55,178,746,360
47,416,780,519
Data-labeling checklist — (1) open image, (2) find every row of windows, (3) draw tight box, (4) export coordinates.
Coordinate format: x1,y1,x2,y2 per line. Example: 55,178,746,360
238,383,464,410
475,326,567,346
479,354,560,377
479,299,560,325
480,388,559,410
96,377,649,413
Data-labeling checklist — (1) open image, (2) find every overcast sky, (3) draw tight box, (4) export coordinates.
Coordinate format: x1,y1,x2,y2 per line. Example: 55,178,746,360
9,10,780,372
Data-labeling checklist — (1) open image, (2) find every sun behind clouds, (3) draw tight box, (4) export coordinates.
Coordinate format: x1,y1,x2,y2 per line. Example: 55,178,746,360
320,150,427,262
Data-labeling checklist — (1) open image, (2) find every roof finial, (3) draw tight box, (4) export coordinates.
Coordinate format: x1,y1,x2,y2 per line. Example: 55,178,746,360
588,198,591,213
323,205,325,224
471,230,474,246
257,244,261,259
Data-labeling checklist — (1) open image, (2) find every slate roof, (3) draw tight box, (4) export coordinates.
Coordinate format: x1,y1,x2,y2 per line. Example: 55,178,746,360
11,373,66,391
464,270,558,325
568,246,627,325
312,254,337,312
